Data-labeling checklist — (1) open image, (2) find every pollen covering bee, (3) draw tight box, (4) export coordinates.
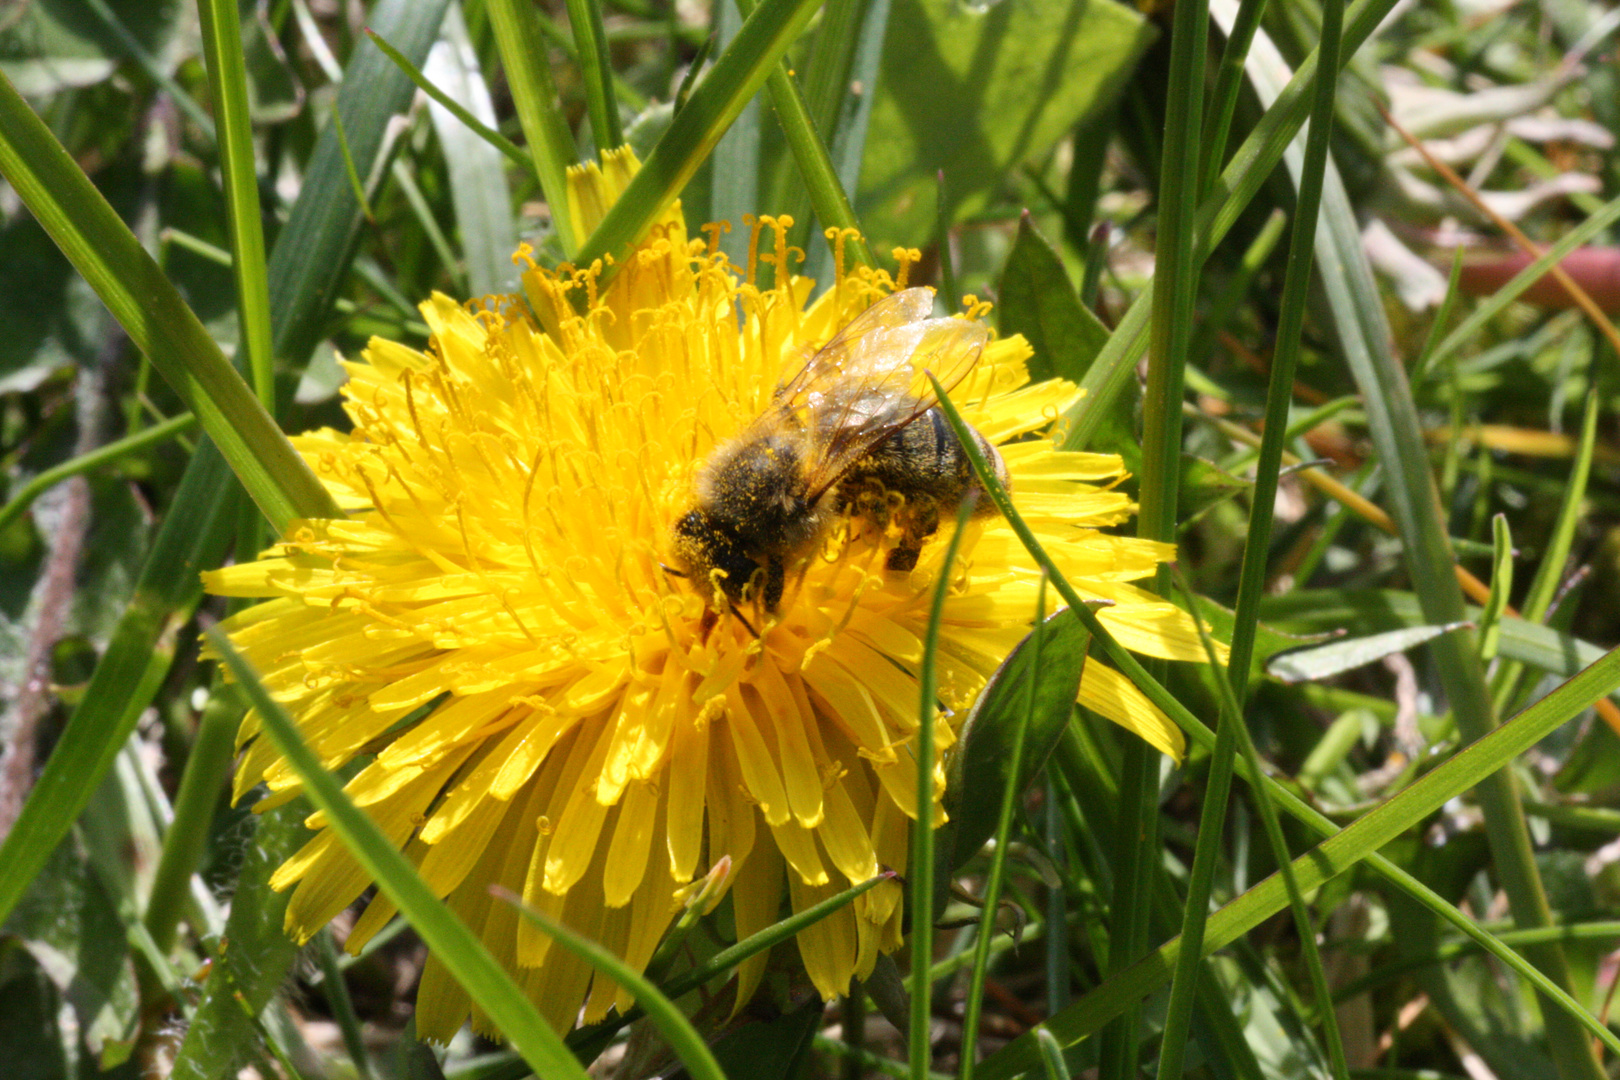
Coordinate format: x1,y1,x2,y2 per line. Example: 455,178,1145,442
670,287,1009,623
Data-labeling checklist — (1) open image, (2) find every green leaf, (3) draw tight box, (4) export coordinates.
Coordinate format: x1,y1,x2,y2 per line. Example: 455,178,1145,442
975,638,1620,1079
708,995,825,1080
4,838,140,1067
856,0,1152,251
997,214,1111,384
1267,623,1472,684
423,5,520,297
942,609,1091,874
268,0,453,373
0,0,181,95
504,896,724,1080
576,0,824,276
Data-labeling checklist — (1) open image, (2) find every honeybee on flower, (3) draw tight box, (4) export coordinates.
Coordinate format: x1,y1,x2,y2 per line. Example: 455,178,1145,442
204,148,1219,1038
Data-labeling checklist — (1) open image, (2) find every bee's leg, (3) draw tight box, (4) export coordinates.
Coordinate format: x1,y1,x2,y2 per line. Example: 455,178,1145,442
762,556,786,612
727,604,761,638
885,502,940,572
698,607,719,642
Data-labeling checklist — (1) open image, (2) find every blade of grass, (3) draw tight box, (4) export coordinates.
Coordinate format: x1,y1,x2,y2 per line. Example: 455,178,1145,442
0,73,341,531
367,26,535,172
1200,0,1272,195
974,636,1620,1080
1159,0,1344,1070
143,684,244,954
0,412,197,535
424,5,521,297
209,630,591,1080
733,0,873,271
1115,2,1210,1076
1060,0,1400,452
911,499,975,1080
709,0,762,271
960,575,1052,1080
574,0,825,283
1176,569,1351,1080
486,0,579,254
929,377,1620,1077
564,0,623,153
196,0,275,408
0,443,235,926
315,928,374,1080
501,895,723,1080
270,0,453,374
781,0,868,260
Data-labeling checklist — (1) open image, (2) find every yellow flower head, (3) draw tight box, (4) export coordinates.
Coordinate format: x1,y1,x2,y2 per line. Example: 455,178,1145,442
205,149,1217,1039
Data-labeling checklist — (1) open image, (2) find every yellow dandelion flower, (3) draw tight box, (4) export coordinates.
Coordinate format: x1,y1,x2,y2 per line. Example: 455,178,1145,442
204,148,1221,1040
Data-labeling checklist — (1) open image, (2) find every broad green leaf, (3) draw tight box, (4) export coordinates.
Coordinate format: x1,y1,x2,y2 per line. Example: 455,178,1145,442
4,839,140,1067
707,995,825,1080
942,609,1090,875
0,0,181,94
856,0,1152,250
997,215,1110,384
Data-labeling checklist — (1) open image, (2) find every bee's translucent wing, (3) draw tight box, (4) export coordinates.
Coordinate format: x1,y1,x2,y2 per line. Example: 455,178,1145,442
771,288,991,501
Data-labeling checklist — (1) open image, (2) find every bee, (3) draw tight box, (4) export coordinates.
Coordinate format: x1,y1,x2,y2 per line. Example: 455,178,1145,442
669,287,1009,626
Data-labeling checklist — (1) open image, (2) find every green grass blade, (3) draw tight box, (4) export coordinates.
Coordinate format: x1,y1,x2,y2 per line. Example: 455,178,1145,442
0,73,340,531
1135,0,1207,549
960,579,1050,1080
0,412,196,536
503,897,723,1080
1152,625,1242,1080
930,377,1620,1078
1177,570,1351,1080
563,0,623,152
975,638,1620,1080
486,0,579,255
709,0,762,269
911,501,974,1080
196,0,275,405
424,6,521,297
269,0,453,374
367,26,536,171
575,0,825,281
1200,0,1271,194
733,0,873,270
1061,0,1399,452
1421,192,1620,377
1113,5,1210,1077
208,630,591,1080
315,928,374,1080
1522,383,1597,625
0,443,236,927
143,685,244,954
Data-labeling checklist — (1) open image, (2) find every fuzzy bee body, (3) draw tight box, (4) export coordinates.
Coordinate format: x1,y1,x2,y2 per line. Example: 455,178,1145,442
670,288,1004,619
